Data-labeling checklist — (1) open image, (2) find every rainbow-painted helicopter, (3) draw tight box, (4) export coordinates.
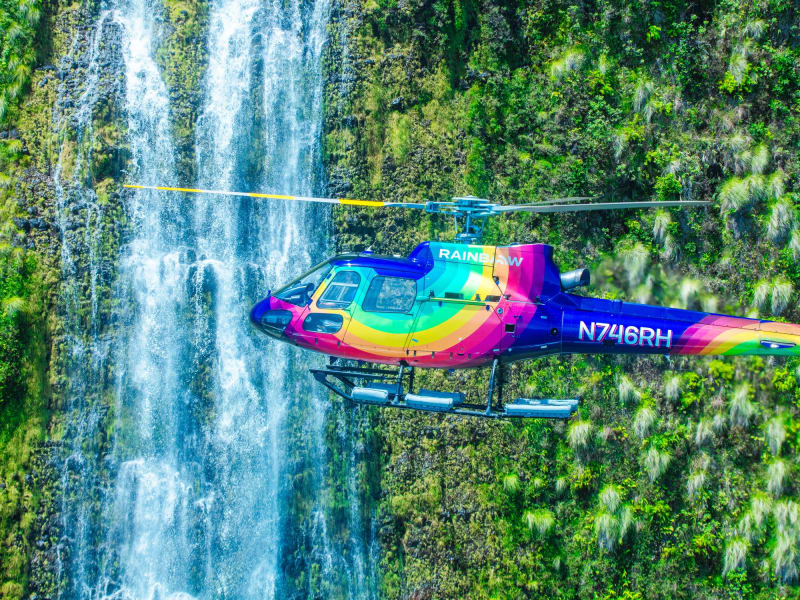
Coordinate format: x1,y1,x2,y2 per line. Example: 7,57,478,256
126,185,800,419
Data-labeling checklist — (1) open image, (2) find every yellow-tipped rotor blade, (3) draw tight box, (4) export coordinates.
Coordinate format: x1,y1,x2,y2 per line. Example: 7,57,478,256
122,184,388,207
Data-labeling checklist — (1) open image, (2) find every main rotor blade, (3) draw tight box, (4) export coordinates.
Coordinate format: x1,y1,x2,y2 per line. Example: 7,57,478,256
493,200,710,213
122,184,427,209
539,196,595,205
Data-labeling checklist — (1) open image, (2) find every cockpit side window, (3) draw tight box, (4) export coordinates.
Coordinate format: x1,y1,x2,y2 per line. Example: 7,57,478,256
275,262,333,306
362,276,416,313
318,271,361,309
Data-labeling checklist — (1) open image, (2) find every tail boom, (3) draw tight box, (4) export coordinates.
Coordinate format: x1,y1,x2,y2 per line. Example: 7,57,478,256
560,296,800,358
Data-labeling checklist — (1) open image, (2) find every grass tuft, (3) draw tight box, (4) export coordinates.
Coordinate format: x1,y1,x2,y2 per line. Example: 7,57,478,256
695,417,714,447
767,197,795,242
729,384,755,427
687,471,706,499
633,406,656,439
599,485,621,513
766,416,786,455
664,374,681,403
767,459,787,497
568,420,592,451
771,279,793,315
723,538,748,575
550,48,585,82
525,509,555,536
503,473,521,494
618,375,639,404
595,512,619,552
644,447,671,482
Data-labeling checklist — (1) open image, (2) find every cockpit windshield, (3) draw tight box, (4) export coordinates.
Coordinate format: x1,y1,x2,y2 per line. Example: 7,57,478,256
274,261,333,306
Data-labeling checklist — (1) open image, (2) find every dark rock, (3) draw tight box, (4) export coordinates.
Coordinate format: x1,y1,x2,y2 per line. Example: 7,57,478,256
707,163,724,179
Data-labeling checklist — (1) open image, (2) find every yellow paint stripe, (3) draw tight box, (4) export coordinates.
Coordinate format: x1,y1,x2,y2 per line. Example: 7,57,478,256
339,199,385,207
122,184,385,206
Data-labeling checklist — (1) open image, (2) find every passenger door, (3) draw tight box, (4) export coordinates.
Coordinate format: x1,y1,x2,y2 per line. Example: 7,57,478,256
343,274,419,359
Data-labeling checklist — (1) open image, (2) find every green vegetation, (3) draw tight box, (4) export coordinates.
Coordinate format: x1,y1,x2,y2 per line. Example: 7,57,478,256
0,0,40,127
324,0,800,597
0,245,51,599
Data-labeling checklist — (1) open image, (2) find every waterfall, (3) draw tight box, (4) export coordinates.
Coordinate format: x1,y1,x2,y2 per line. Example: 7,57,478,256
54,0,377,597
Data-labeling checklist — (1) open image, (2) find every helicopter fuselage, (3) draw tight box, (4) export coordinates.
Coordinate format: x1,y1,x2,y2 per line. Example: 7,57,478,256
250,241,800,368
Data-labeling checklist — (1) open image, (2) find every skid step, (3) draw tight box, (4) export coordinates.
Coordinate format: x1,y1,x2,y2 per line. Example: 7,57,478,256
351,383,396,405
503,398,579,418
405,389,465,412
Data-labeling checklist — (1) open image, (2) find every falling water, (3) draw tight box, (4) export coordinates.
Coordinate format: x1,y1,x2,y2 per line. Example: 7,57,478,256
54,0,377,597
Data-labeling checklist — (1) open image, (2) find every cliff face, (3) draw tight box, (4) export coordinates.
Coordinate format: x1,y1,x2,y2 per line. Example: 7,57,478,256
2,0,799,597
324,0,800,597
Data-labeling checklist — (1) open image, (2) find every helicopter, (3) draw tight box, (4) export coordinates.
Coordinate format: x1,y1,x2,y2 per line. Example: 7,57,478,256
125,184,800,419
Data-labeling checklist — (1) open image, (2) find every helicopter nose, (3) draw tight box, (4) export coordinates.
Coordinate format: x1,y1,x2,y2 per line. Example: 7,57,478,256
250,295,293,336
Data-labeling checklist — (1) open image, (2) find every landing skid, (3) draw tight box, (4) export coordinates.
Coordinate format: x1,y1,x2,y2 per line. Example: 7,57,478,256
310,358,579,419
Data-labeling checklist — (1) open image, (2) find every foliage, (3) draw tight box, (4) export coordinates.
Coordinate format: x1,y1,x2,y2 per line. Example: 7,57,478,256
326,0,800,593
0,0,41,127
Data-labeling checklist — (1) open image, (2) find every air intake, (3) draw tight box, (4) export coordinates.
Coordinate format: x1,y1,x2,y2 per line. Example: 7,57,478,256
561,268,590,290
